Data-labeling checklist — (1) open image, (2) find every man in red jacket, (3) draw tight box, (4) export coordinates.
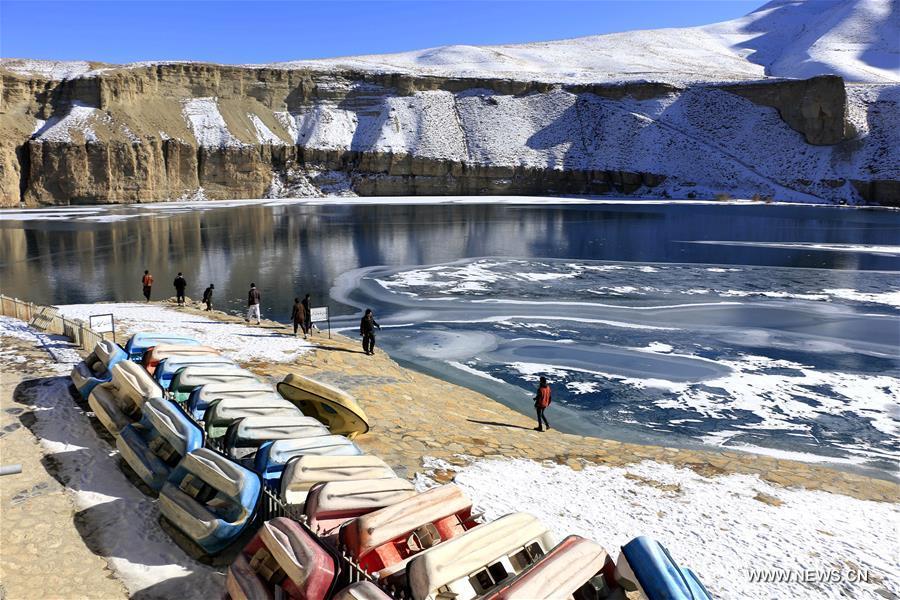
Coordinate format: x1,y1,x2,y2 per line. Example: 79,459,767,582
534,376,551,432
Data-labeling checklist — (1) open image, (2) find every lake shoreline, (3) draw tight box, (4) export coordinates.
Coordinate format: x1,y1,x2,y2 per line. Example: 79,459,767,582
43,298,900,501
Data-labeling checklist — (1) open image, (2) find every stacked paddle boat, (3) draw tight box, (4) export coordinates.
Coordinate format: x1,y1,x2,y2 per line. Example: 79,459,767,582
70,332,710,598
70,339,128,398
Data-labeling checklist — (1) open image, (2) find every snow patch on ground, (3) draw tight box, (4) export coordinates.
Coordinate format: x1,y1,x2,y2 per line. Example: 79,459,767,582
33,102,106,143
0,317,223,597
55,303,312,362
416,457,900,600
248,114,285,145
181,98,243,148
0,58,95,80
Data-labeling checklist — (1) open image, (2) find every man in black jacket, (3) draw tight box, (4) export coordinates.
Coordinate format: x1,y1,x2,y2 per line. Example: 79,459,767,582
173,272,187,306
301,293,313,336
246,283,261,324
202,284,214,311
359,308,380,355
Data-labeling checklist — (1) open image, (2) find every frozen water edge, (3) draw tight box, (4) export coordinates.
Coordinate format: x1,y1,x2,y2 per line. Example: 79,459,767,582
416,456,900,600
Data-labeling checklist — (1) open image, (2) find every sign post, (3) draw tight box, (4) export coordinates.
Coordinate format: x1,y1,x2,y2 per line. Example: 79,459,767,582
89,313,116,343
309,306,331,339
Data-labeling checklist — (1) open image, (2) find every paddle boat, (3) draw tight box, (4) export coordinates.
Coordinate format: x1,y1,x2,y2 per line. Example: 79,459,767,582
169,366,261,403
277,373,370,439
142,344,220,375
254,434,364,489
406,512,556,600
87,360,164,435
116,397,204,491
222,415,330,462
615,536,711,600
153,355,239,391
70,340,128,398
280,455,397,507
341,484,478,580
304,478,417,538
333,582,393,600
186,381,279,421
484,535,618,600
124,332,200,361
226,517,337,600
204,397,303,440
158,447,262,556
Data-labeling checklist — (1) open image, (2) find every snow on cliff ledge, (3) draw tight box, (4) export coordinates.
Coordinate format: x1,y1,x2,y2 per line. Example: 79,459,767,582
3,0,897,84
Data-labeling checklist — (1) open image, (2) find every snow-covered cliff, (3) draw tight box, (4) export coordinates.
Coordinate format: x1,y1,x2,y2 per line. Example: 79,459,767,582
1,0,897,205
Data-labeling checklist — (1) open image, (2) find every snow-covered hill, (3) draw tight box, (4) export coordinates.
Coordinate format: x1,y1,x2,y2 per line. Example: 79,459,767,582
274,0,899,84
2,0,897,84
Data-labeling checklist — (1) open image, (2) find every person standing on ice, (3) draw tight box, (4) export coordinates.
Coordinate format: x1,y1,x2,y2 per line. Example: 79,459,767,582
202,283,214,311
246,283,261,324
533,376,551,432
359,308,380,355
301,293,313,337
173,272,187,306
291,297,306,337
141,270,154,302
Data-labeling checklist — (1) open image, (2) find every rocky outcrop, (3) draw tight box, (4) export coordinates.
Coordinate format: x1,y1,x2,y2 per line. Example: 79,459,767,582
1,62,894,206
723,75,850,145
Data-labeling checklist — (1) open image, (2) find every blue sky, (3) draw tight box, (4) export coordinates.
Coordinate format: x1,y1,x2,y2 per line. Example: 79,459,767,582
1,1,762,64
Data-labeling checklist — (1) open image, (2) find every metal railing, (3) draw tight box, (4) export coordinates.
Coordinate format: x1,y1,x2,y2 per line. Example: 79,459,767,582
0,293,107,351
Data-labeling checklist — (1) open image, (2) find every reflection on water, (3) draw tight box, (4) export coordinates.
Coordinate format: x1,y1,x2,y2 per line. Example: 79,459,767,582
2,201,898,313
1,200,899,477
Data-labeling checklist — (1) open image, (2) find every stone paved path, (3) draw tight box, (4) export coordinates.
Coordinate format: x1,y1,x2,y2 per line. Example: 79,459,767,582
0,337,128,600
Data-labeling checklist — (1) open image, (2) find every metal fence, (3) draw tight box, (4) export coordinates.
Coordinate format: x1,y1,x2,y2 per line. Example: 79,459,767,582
0,294,107,351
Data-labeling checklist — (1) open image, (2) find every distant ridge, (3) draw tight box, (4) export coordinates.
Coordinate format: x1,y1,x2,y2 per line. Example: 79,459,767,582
2,0,898,84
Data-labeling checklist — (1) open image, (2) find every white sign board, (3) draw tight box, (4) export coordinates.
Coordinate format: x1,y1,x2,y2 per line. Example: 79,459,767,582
89,313,115,333
309,307,329,323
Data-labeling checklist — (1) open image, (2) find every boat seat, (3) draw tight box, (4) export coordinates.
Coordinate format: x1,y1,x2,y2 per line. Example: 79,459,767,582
223,416,330,462
88,360,164,435
205,398,302,441
304,478,416,538
616,536,711,600
125,332,200,361
159,448,261,556
342,484,476,578
116,398,204,491
407,513,556,600
254,435,363,489
485,535,618,600
332,582,394,600
153,356,238,391
227,517,337,600
70,340,128,398
143,344,220,374
169,366,260,403
280,455,397,507
186,381,277,421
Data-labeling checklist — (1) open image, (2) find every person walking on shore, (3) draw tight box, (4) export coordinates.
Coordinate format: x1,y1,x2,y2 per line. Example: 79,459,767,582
291,297,306,337
202,284,214,311
173,272,187,306
246,283,261,324
359,308,380,355
141,270,154,302
534,376,552,432
301,293,312,337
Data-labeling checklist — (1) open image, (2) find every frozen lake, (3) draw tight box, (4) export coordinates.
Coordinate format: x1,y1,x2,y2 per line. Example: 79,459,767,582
2,198,898,478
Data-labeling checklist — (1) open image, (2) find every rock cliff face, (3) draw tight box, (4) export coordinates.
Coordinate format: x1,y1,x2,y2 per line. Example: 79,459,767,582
1,62,897,206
